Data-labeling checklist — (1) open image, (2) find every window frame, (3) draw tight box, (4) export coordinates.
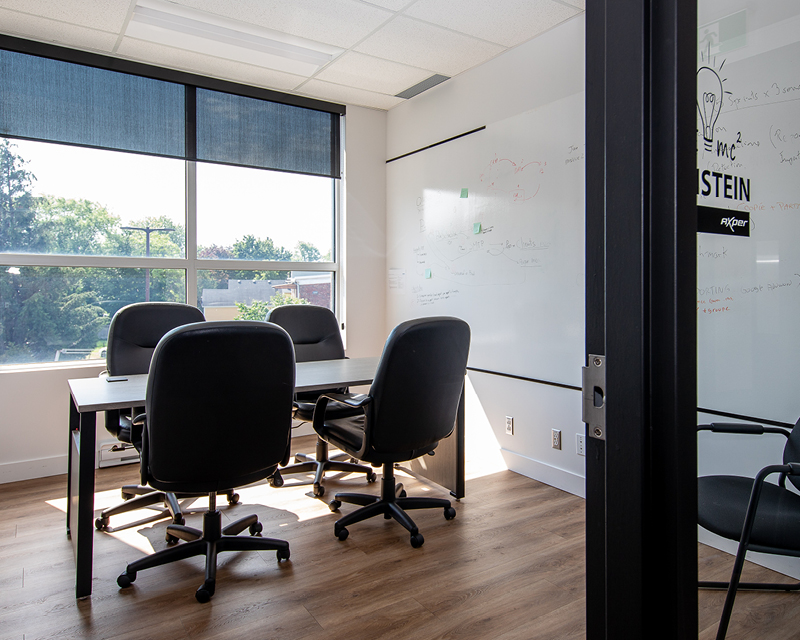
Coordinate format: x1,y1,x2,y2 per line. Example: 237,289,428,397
0,35,345,367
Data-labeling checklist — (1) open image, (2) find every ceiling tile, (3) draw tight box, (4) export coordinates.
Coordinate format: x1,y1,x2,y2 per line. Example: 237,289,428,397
557,0,585,10
405,0,580,48
359,0,416,10
172,0,393,49
315,51,432,96
117,37,308,91
0,0,131,32
0,8,119,52
354,16,505,77
298,79,404,110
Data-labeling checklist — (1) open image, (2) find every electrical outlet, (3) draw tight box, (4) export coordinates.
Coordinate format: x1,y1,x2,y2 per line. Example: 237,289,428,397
552,428,562,450
576,433,586,456
505,416,514,435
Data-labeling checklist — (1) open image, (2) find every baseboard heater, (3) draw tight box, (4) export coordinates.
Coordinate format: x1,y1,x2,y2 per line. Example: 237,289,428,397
98,442,140,468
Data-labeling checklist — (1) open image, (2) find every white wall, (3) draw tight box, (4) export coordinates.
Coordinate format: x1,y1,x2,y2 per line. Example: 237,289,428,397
0,362,105,484
386,15,586,497
342,105,388,359
0,105,389,484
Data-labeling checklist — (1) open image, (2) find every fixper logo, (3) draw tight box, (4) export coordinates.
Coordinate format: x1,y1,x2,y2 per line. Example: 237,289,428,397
698,206,750,237
720,216,748,232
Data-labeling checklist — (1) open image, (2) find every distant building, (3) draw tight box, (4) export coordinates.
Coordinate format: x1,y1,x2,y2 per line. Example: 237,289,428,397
274,272,333,308
201,279,281,321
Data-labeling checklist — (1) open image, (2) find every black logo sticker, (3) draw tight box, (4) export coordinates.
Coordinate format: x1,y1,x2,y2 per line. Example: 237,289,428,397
697,206,750,237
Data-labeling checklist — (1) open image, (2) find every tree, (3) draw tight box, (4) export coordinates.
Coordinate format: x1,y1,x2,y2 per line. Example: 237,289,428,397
0,138,41,252
294,240,321,262
35,196,120,256
233,292,309,321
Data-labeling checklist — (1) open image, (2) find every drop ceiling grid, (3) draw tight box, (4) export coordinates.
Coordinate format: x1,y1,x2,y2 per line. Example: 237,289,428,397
404,0,582,48
313,50,434,96
0,0,587,110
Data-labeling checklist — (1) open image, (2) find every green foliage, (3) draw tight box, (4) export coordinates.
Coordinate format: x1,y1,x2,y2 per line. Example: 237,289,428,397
35,196,120,256
234,300,271,321
0,139,41,252
294,240,321,262
270,292,310,307
233,293,309,321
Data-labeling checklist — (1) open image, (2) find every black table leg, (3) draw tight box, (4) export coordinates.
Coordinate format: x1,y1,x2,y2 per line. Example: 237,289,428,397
68,399,96,599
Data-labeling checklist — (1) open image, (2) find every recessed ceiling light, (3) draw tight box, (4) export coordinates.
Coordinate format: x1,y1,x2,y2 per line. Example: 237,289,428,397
126,0,343,77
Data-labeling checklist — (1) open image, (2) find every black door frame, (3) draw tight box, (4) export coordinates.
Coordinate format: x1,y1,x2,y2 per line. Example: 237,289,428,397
585,1,698,638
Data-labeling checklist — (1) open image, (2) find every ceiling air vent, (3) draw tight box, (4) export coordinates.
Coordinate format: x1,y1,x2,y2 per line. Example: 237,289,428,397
395,74,450,99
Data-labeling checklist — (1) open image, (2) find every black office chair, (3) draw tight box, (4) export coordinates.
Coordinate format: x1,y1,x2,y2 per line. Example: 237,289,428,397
95,302,237,532
265,304,376,497
117,321,295,602
698,419,800,640
314,316,470,548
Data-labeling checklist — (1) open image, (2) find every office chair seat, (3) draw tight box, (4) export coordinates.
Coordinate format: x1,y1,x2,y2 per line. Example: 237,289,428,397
699,475,800,552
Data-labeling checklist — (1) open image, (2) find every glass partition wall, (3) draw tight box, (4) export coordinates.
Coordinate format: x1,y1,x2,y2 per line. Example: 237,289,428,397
0,40,343,365
696,0,800,606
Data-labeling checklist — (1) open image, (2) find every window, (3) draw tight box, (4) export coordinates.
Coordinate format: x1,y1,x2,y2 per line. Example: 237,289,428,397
0,39,343,365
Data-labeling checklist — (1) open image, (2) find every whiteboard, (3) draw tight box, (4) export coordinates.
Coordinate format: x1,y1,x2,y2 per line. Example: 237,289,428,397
697,14,800,422
386,92,585,386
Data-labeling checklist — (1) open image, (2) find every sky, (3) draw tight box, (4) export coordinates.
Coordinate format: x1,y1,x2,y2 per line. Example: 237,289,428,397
11,138,334,255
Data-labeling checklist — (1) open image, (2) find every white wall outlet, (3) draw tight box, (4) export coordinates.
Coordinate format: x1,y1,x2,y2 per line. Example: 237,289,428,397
552,428,562,450
577,433,586,456
505,416,514,435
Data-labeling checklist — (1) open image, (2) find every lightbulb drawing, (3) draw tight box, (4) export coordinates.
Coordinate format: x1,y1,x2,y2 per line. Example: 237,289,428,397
697,65,724,151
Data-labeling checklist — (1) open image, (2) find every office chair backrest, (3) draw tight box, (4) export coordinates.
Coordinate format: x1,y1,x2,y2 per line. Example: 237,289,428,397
783,417,800,492
143,321,295,494
107,302,205,376
367,317,470,456
266,305,346,400
266,304,344,363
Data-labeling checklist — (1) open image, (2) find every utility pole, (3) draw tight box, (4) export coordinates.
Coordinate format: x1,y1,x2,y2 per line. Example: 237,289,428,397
121,225,174,301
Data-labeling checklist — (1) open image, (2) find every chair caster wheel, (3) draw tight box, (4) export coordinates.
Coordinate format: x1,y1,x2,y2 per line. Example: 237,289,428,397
313,484,325,497
227,492,240,505
117,571,136,588
335,525,349,541
410,533,425,548
95,517,109,531
444,506,456,520
367,471,377,483
329,499,341,512
166,532,179,544
172,515,185,527
249,522,263,536
268,471,284,488
121,491,133,501
195,580,215,603
277,547,290,561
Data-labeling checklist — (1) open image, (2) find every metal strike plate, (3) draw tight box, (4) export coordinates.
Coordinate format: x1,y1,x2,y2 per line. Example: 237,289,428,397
582,354,606,441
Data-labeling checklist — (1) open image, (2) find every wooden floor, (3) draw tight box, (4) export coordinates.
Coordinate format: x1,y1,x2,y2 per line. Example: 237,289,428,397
0,435,798,639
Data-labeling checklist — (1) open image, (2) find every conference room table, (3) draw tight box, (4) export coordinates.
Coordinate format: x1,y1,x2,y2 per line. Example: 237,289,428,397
66,356,465,598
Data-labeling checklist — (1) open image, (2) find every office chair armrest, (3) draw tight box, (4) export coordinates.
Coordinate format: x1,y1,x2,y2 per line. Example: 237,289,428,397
735,463,797,549
698,422,790,438
322,392,372,408
311,393,372,433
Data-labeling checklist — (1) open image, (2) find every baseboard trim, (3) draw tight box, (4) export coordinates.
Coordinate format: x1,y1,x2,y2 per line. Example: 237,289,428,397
0,454,68,485
501,449,586,498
